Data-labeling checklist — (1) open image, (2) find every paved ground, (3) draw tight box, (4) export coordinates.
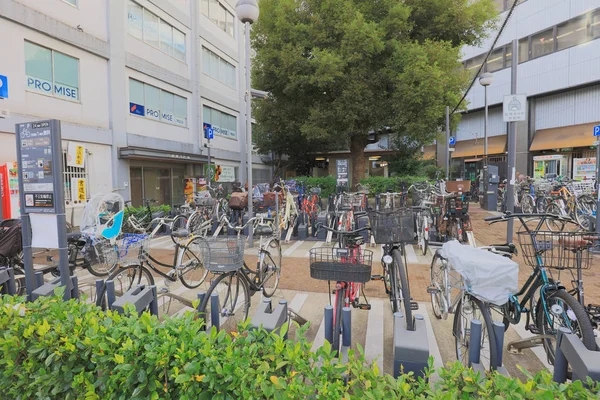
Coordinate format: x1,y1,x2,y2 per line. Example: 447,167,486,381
33,205,597,380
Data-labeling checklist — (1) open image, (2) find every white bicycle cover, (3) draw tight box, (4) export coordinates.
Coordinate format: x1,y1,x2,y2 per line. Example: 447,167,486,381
439,240,519,306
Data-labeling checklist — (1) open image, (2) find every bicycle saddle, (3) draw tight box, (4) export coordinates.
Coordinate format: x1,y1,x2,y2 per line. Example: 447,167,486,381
171,229,189,238
489,243,518,255
255,224,274,236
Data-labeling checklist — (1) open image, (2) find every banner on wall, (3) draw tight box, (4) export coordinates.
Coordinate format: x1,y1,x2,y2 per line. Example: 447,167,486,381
67,141,85,168
573,158,596,180
70,178,87,202
184,178,196,202
218,166,235,183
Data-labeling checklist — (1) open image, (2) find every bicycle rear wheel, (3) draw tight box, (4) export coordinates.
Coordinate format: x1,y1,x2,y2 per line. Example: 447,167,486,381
419,214,429,256
393,248,414,331
521,195,535,214
332,285,345,356
95,264,155,310
536,288,595,364
429,253,445,320
453,294,498,371
178,237,208,289
260,238,281,298
198,272,250,333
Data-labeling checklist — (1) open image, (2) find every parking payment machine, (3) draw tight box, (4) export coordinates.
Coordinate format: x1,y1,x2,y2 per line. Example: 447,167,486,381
482,165,499,211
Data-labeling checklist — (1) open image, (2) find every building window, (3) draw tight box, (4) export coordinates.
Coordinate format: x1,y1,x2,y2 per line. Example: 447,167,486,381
465,54,485,77
62,0,77,6
518,38,529,63
203,105,237,139
202,47,236,88
557,16,589,51
531,29,554,59
128,78,187,126
201,0,235,37
504,43,512,67
591,10,600,39
24,41,80,101
128,1,186,61
486,47,504,72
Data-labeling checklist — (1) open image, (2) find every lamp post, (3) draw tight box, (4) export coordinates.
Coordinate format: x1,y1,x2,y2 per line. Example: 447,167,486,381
236,0,259,247
479,72,494,168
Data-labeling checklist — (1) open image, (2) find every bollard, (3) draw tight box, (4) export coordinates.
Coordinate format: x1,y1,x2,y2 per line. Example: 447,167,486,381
149,285,159,316
324,305,334,345
70,276,79,300
553,328,569,383
342,307,352,347
95,280,105,310
468,320,482,367
376,195,380,211
197,291,206,310
492,321,505,369
35,271,44,289
393,313,429,379
210,292,220,331
279,300,289,340
106,280,116,310
7,268,16,295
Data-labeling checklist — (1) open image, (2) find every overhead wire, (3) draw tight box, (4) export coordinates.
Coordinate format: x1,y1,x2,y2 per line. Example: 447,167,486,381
451,0,520,115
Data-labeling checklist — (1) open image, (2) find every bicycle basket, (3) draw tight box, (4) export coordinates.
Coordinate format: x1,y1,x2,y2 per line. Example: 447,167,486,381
117,233,149,265
198,236,246,273
447,195,469,216
309,247,373,283
368,209,414,244
89,237,119,268
571,181,595,196
517,231,599,270
340,194,364,209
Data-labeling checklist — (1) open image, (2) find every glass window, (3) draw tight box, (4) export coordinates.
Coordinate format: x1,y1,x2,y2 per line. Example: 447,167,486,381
211,108,221,131
226,12,234,36
159,20,173,55
173,29,186,61
557,16,588,51
531,29,554,59
174,95,187,125
53,52,79,100
209,0,220,25
160,91,174,123
63,0,77,6
201,0,209,17
203,105,212,125
486,47,504,72
209,51,219,78
143,9,160,48
593,10,600,39
218,5,227,32
518,38,529,63
24,42,53,83
504,44,512,67
144,85,161,120
227,114,237,138
202,48,210,74
129,79,145,105
227,63,236,88
465,54,485,77
127,1,143,40
218,57,228,83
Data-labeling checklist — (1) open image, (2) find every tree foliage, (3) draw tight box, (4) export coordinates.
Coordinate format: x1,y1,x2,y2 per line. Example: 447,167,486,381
252,0,496,183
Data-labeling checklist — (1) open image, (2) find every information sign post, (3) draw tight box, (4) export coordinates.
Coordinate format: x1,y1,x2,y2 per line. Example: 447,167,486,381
15,120,70,300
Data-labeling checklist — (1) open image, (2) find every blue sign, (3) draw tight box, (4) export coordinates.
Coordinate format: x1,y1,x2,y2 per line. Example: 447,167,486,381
129,102,145,116
203,122,214,140
0,75,8,99
594,125,600,137
449,136,456,145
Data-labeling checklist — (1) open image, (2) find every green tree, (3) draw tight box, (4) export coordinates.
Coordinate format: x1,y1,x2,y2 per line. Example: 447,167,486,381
252,0,496,185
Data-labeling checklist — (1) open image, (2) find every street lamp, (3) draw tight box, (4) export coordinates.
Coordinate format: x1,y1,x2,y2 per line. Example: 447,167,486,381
479,72,494,167
236,0,259,247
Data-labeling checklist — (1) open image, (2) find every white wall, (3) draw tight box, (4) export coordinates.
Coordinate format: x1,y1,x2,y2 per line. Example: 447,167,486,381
535,84,600,130
15,0,108,41
0,19,110,129
456,108,506,141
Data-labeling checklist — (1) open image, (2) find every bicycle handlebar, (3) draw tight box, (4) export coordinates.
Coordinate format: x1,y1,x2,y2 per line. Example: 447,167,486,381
316,223,370,236
484,213,574,223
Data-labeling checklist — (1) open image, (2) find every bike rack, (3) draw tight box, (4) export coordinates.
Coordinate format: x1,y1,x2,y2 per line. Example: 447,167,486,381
250,298,289,339
553,327,600,383
316,212,328,241
31,272,79,301
393,313,429,379
107,282,159,316
468,320,509,376
323,305,352,363
0,267,17,296
507,334,554,354
297,212,308,240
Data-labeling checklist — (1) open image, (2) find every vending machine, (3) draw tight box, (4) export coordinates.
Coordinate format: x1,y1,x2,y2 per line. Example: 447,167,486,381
0,162,20,219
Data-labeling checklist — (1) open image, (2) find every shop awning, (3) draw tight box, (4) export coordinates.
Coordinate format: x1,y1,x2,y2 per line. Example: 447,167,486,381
422,145,436,160
119,147,207,164
464,158,483,163
530,122,600,151
452,135,506,158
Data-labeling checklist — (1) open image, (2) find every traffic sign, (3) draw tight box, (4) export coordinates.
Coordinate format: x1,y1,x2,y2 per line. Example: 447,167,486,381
203,122,214,140
503,94,527,122
593,125,600,137
0,75,7,99
449,136,456,145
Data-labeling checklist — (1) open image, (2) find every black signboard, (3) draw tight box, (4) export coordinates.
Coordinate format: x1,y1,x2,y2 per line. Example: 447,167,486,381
336,159,349,185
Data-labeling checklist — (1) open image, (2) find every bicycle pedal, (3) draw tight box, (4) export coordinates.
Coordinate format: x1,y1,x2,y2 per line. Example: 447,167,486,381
410,301,419,311
158,287,169,294
370,274,384,281
527,324,540,334
426,285,439,295
357,304,371,310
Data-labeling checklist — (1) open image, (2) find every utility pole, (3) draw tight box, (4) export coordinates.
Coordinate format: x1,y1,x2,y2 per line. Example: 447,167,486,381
446,106,450,180
506,39,518,243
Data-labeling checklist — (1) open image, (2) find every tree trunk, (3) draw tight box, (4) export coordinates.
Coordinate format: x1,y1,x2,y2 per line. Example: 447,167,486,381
349,134,369,189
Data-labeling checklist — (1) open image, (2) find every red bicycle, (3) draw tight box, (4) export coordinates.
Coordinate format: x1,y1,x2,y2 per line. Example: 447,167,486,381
310,223,373,355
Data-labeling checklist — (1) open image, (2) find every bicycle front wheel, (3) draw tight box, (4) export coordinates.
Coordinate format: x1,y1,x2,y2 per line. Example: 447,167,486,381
453,294,498,371
178,237,209,289
332,285,345,356
198,272,250,333
521,195,535,214
420,215,429,256
393,248,414,331
536,288,595,364
260,238,282,298
429,253,445,320
96,264,155,310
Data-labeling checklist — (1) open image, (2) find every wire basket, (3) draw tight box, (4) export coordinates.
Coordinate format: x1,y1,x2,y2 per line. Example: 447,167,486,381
517,231,599,270
309,247,373,283
117,234,149,265
571,181,595,196
340,194,365,209
368,209,415,244
89,237,119,269
198,236,246,273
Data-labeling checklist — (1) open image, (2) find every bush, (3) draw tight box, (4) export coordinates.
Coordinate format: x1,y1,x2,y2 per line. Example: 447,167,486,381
359,176,429,196
293,176,337,198
1,294,599,399
123,204,171,232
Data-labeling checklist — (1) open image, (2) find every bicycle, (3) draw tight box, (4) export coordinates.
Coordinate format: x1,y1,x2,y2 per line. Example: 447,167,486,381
197,214,282,332
311,224,373,355
479,213,596,366
369,209,416,329
124,198,164,233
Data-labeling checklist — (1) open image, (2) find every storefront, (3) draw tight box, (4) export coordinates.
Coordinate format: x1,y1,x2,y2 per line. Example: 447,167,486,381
451,135,507,181
529,122,598,179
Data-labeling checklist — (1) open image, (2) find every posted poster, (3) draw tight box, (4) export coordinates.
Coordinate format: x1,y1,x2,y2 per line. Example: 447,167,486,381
67,141,86,168
70,178,87,202
573,158,596,180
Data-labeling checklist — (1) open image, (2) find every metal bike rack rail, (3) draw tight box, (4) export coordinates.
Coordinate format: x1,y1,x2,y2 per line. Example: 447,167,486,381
101,281,159,316
250,298,289,339
0,267,17,296
393,313,429,379
553,327,600,383
31,272,79,301
468,320,509,376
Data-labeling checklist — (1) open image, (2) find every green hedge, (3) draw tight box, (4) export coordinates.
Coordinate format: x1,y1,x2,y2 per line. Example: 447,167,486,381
359,176,429,196
123,204,171,232
293,176,337,198
1,294,598,399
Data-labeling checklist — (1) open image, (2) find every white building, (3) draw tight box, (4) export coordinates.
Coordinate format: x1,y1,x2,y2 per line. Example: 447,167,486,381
441,0,600,181
0,0,270,220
